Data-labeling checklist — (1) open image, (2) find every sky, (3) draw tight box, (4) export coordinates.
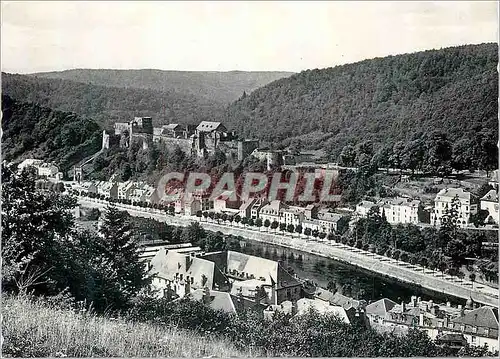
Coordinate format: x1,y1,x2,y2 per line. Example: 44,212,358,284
1,1,498,74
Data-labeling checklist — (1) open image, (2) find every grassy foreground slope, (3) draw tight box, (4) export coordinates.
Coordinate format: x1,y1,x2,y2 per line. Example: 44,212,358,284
2,295,249,358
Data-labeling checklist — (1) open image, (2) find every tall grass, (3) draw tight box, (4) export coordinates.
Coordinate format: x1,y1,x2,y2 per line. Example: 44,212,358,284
2,295,250,357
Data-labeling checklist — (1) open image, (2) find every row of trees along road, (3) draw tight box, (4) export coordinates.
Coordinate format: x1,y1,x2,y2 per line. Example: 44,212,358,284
195,210,342,239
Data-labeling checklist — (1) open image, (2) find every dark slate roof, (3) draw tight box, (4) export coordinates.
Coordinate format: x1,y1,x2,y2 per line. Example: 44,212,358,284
196,121,226,132
366,298,397,317
453,306,499,329
190,289,236,314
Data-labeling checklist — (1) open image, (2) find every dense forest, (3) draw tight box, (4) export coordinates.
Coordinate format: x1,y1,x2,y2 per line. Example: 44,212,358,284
29,69,293,104
224,43,498,158
1,95,102,171
1,73,225,130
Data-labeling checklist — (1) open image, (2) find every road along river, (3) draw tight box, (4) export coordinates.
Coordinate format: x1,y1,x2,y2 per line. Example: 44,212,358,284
78,198,498,307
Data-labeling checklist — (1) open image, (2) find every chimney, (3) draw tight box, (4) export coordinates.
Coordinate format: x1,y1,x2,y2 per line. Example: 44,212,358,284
430,305,436,316
185,276,191,295
203,287,211,305
419,313,424,327
446,301,451,307
411,296,417,307
401,301,406,313
444,316,449,327
186,256,193,270
255,286,261,306
271,284,277,305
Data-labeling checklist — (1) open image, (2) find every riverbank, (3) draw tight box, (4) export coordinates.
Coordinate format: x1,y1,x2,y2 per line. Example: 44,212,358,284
77,198,498,307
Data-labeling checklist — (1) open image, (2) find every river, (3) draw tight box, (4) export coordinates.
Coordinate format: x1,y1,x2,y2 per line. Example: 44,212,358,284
237,238,463,306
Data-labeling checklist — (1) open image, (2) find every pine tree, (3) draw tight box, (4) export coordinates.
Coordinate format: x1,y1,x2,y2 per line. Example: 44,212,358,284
1,163,76,293
98,204,151,310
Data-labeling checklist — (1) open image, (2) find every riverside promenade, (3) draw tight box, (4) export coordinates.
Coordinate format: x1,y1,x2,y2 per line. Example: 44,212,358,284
78,198,499,308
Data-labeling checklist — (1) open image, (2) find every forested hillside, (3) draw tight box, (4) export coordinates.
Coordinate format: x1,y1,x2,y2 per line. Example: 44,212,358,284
1,73,225,130
29,69,293,104
1,95,102,171
224,43,498,158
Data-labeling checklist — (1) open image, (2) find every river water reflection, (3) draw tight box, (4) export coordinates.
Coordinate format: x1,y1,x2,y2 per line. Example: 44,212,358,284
237,238,461,305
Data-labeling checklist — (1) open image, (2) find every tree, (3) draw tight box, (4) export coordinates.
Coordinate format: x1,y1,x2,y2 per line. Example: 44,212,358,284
203,211,209,219
338,144,357,167
279,223,287,232
295,225,303,235
180,222,206,244
287,224,295,233
248,218,255,226
440,195,460,240
319,232,327,240
264,219,271,229
234,215,241,224
390,141,406,173
255,218,263,227
422,131,452,176
312,229,319,238
304,228,312,236
202,231,225,252
241,217,248,226
196,210,202,218
98,204,151,310
1,164,76,294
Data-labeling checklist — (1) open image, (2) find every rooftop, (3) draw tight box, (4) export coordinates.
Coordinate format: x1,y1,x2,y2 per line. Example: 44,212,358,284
436,188,475,201
481,189,498,202
149,249,216,289
365,298,397,317
189,288,236,314
196,121,225,132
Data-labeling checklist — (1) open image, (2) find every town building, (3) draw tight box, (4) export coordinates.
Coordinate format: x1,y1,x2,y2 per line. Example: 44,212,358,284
279,204,306,227
149,249,230,299
379,197,421,225
315,209,344,233
213,190,241,214
480,189,499,225
365,296,499,352
200,251,303,305
258,200,282,223
356,200,376,217
431,188,478,228
488,170,498,190
249,198,269,219
117,181,136,200
17,159,62,179
188,287,237,315
295,298,351,323
95,181,118,199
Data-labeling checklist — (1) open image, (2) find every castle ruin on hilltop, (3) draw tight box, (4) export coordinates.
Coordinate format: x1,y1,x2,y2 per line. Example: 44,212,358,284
105,117,259,161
